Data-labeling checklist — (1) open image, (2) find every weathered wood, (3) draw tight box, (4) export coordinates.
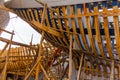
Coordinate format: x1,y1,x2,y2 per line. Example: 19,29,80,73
85,8,97,56
77,8,89,52
0,37,37,49
110,60,115,80
31,21,63,37
70,6,82,50
94,6,105,57
113,6,120,59
2,31,14,80
103,7,114,59
68,34,73,80
77,53,84,80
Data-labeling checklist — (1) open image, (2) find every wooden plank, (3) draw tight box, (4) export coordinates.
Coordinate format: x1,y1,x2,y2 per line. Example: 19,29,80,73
110,60,115,80
0,43,9,56
77,53,84,80
103,7,114,59
94,6,105,57
70,5,82,50
113,6,120,59
85,8,98,56
68,34,73,80
0,37,37,49
77,8,89,52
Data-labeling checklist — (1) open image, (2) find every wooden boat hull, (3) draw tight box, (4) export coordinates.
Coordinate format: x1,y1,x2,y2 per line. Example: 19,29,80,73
1,0,120,79
4,0,120,60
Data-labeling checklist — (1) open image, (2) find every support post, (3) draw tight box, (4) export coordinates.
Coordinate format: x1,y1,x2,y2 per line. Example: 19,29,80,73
110,60,115,80
77,53,84,80
24,32,44,80
68,34,73,80
1,31,14,80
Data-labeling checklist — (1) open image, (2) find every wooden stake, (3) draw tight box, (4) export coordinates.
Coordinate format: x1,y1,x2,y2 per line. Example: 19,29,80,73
2,31,14,80
77,53,84,80
110,60,115,80
68,34,73,80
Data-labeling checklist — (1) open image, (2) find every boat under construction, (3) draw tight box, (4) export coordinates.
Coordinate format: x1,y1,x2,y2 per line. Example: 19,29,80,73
0,0,120,80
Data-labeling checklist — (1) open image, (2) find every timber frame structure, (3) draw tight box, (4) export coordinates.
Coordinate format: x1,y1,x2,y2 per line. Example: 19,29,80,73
1,0,120,80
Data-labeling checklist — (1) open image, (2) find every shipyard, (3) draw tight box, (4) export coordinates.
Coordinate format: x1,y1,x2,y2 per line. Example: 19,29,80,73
0,0,119,80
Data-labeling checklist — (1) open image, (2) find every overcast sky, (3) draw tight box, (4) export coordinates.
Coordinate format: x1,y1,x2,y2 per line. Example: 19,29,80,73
0,12,41,49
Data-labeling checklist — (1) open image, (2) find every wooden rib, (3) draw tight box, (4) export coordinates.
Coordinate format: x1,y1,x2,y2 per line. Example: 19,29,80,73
85,8,97,56
30,20,63,38
70,6,82,50
26,9,32,21
62,6,70,38
40,7,57,43
103,7,114,59
34,9,40,22
49,9,65,45
29,9,35,21
94,6,105,57
19,10,25,19
56,7,69,46
45,8,58,42
22,10,29,21
77,8,89,52
113,6,120,59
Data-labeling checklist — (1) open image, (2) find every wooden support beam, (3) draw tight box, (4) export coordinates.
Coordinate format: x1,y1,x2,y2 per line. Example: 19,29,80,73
35,4,46,79
24,32,44,80
0,43,9,56
24,57,42,80
0,28,15,35
39,63,50,80
0,37,37,49
30,21,63,38
110,60,115,80
77,53,84,80
2,31,14,80
68,34,73,80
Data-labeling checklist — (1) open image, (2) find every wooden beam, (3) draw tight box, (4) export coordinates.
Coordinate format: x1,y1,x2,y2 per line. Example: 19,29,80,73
110,60,115,80
68,34,73,80
77,53,84,80
30,20,63,38
0,28,15,35
0,43,9,56
24,32,44,80
0,37,37,49
2,31,14,80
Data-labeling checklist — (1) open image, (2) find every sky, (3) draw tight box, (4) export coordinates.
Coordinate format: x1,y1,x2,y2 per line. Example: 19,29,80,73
0,12,41,49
